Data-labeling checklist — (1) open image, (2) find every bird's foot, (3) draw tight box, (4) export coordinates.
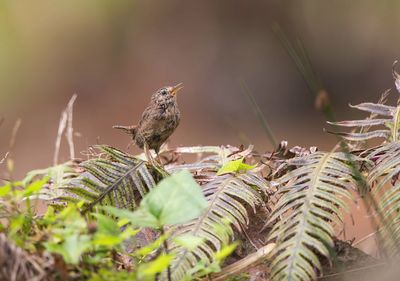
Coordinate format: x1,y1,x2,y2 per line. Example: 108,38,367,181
144,144,165,173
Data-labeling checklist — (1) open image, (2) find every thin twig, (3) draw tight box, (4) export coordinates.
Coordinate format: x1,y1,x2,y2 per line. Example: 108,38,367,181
272,23,322,95
352,222,397,247
9,119,22,150
54,110,68,165
319,262,386,279
0,152,9,165
5,119,22,178
160,227,171,281
65,94,77,160
54,95,78,165
240,79,277,148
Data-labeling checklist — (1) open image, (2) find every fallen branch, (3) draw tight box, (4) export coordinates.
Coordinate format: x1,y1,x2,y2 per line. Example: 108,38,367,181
205,243,275,281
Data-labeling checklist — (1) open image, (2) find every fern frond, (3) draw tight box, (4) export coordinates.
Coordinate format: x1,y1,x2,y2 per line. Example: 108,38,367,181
56,145,161,212
327,101,400,142
267,152,357,281
23,161,80,201
168,171,267,280
366,142,400,254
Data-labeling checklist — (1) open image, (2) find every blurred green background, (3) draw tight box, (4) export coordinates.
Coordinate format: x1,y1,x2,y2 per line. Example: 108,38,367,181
1,0,399,177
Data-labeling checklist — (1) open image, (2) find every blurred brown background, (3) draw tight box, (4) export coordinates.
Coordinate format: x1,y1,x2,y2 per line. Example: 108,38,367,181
1,0,399,175
1,0,398,256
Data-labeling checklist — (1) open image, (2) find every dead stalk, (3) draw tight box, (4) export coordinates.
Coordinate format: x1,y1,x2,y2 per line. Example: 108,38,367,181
0,152,9,165
9,119,22,150
205,243,275,281
53,94,77,165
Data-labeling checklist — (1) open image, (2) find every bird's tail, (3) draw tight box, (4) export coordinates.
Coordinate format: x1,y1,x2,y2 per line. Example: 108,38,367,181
113,125,137,137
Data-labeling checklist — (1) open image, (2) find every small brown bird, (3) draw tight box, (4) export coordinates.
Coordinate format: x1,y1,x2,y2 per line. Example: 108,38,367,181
113,83,183,153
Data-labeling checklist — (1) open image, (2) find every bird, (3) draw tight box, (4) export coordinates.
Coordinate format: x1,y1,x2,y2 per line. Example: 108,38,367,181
113,83,183,154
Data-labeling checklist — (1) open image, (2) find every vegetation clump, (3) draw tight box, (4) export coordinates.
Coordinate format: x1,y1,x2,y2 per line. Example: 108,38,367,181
2,75,400,281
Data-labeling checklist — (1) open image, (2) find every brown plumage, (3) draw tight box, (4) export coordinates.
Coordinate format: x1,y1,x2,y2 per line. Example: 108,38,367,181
113,83,183,153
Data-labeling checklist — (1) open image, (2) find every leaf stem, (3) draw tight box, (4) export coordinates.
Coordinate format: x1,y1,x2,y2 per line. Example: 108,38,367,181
160,227,171,281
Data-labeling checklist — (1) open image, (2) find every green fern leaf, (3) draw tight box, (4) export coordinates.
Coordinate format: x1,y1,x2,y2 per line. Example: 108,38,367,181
366,142,400,255
56,145,162,213
267,152,357,281
168,171,267,280
328,98,400,142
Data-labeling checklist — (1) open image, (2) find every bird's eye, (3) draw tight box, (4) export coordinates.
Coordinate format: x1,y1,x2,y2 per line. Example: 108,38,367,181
160,89,167,95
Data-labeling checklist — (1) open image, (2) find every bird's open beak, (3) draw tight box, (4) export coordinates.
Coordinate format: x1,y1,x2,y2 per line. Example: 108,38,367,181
170,83,184,96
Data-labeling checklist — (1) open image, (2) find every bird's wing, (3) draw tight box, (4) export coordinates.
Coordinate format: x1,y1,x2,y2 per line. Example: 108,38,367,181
138,104,161,128
140,104,155,121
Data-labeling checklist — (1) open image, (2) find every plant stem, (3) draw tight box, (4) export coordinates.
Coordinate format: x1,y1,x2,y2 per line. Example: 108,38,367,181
160,227,171,281
240,79,277,148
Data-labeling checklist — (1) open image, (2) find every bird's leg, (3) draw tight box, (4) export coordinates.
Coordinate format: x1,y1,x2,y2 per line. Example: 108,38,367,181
144,144,168,177
156,154,163,165
144,144,162,167
144,143,156,166
155,148,164,166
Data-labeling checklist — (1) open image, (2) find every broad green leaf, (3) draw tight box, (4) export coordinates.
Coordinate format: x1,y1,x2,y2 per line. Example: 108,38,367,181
90,214,139,247
91,213,123,247
173,234,204,251
93,233,121,247
217,158,256,175
92,213,120,236
103,206,159,228
22,177,48,197
139,170,208,227
45,234,91,264
137,254,174,279
123,208,160,228
62,234,91,264
106,171,208,228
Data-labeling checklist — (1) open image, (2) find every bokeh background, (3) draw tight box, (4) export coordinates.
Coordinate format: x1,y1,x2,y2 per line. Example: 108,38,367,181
0,0,399,256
